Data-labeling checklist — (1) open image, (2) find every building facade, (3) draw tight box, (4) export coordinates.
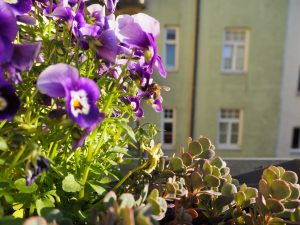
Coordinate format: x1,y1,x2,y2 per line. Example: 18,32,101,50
277,0,300,157
139,0,299,158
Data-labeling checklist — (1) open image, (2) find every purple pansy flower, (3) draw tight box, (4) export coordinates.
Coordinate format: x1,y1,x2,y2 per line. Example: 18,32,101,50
105,0,119,14
0,0,18,64
37,63,101,128
128,96,144,118
4,42,41,83
0,77,20,121
96,29,118,63
26,156,50,186
4,0,32,15
116,13,166,77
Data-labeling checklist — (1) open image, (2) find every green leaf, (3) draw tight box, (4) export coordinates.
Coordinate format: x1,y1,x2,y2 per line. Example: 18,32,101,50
12,209,24,218
36,198,54,216
169,157,183,172
270,179,291,200
188,141,203,156
199,137,211,151
15,179,38,193
221,183,237,196
88,182,105,195
282,171,298,184
0,137,7,151
62,174,82,193
117,121,136,142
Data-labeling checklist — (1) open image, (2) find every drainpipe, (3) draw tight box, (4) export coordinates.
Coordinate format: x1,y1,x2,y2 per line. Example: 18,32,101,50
190,0,201,138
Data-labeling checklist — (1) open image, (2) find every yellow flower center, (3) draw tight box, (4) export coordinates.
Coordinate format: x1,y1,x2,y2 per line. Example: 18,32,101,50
70,90,90,117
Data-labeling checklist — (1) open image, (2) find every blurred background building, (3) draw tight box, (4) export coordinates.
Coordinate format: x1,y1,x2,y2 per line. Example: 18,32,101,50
119,0,300,160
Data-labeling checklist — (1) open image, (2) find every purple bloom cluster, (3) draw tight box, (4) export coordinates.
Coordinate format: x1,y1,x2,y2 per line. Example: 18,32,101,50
0,0,41,120
1,0,167,150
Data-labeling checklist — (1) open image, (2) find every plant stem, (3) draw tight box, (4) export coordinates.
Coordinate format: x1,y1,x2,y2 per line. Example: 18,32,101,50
112,160,149,192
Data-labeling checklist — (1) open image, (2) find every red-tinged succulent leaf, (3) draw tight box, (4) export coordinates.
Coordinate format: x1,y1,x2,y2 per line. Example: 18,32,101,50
282,171,298,184
266,198,285,213
270,179,291,200
188,141,203,156
198,136,211,151
259,178,270,199
186,208,199,218
263,167,279,184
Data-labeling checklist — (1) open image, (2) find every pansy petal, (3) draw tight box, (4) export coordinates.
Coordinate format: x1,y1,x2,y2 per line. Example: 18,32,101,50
155,56,167,78
97,29,118,63
50,6,73,21
132,13,160,39
37,63,79,98
135,107,144,118
67,100,100,128
0,37,13,64
116,15,149,49
72,113,105,150
152,98,163,112
0,1,18,41
0,79,20,121
105,0,119,14
17,15,36,25
76,77,100,102
10,42,41,71
7,0,32,15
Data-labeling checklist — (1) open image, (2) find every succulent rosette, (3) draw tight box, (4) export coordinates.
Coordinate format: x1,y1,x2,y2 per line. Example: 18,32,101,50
37,63,101,128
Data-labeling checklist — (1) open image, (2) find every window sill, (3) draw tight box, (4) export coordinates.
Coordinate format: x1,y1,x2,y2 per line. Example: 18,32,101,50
289,149,300,154
162,144,175,150
221,70,247,75
166,69,179,73
217,144,241,151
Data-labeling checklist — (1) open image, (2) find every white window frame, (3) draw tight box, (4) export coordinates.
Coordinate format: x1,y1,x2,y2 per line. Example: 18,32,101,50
161,108,176,149
164,26,179,72
217,109,243,150
221,28,250,73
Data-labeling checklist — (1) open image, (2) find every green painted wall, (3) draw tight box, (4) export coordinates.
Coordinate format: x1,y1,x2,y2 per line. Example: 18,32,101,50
194,0,288,157
141,0,197,156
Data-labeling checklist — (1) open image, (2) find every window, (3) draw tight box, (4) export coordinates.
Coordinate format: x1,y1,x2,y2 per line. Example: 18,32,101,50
222,29,249,73
161,108,175,148
291,127,300,152
164,27,179,71
218,109,242,149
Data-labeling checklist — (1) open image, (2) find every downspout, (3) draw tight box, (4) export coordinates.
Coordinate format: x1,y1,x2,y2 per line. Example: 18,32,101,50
190,0,201,138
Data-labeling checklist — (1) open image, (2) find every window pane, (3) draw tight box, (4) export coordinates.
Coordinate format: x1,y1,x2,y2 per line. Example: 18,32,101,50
219,134,227,144
164,123,173,132
223,45,233,69
231,123,239,144
220,122,228,132
292,128,300,148
164,132,173,144
166,29,176,40
236,46,245,70
230,134,238,144
231,123,239,133
166,44,175,67
219,122,228,144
